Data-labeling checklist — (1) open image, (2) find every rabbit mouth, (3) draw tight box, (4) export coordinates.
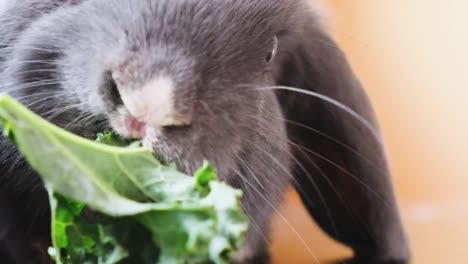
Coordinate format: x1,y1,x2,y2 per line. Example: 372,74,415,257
108,113,159,150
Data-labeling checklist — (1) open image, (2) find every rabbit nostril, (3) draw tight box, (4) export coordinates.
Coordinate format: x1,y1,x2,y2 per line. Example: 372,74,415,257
109,77,121,104
100,71,124,110
108,72,123,106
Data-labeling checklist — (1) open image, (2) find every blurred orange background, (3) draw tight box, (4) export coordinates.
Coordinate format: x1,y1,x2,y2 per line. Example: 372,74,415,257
271,0,468,263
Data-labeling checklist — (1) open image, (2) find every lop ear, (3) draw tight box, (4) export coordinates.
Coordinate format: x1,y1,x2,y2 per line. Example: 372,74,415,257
274,12,410,263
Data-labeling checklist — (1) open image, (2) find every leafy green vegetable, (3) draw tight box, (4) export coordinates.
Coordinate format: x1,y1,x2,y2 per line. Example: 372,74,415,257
0,94,248,264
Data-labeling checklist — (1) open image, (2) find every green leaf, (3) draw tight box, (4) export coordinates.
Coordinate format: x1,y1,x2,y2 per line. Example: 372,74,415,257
194,161,217,197
48,190,129,264
0,93,248,264
1,116,15,143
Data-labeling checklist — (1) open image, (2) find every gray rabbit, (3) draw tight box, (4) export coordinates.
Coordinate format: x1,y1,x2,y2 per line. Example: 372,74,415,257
0,0,410,263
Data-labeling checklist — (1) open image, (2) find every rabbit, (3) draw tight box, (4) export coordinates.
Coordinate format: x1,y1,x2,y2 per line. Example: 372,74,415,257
0,0,410,263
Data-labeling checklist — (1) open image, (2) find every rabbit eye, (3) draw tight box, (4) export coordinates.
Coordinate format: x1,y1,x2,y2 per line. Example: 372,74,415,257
266,36,278,63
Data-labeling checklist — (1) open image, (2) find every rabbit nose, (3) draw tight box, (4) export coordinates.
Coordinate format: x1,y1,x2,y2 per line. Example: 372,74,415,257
115,75,192,129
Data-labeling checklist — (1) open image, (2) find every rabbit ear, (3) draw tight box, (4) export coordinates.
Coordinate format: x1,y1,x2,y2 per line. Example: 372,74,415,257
274,14,410,263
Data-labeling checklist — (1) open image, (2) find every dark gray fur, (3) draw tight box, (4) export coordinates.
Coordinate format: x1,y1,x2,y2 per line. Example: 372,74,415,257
0,0,410,263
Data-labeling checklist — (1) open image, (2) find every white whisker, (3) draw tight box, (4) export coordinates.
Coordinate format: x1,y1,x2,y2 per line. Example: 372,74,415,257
236,155,265,189
290,141,390,208
71,112,101,129
42,104,84,120
0,45,57,53
245,137,339,238
8,68,57,76
281,117,385,174
25,94,64,108
13,91,67,102
245,85,383,145
293,143,377,240
63,112,89,129
238,155,284,194
232,169,321,263
2,80,60,94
